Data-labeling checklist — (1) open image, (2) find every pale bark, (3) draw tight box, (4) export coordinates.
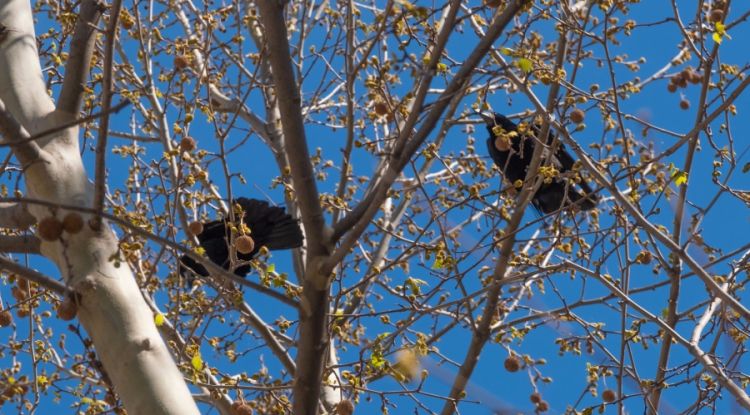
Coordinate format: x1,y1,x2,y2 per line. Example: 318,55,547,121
0,1,199,414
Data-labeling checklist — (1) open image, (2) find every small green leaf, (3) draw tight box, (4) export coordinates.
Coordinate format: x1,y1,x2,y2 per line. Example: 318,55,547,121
266,263,276,274
674,171,688,186
516,58,533,74
431,258,444,270
742,162,750,173
154,313,165,327
191,353,203,371
370,351,386,368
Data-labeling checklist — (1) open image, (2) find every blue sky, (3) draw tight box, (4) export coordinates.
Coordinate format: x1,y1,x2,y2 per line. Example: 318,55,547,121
2,0,750,414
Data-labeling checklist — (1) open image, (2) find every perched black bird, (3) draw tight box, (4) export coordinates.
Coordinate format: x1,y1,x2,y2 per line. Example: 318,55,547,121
179,198,303,280
481,112,597,214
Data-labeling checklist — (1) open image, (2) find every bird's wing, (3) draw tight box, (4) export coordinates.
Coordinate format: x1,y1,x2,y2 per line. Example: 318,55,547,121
196,220,226,243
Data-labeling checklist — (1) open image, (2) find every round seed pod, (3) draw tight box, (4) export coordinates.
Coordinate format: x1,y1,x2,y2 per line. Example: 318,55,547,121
62,213,85,234
569,108,585,124
38,217,63,241
235,235,255,254
504,356,520,372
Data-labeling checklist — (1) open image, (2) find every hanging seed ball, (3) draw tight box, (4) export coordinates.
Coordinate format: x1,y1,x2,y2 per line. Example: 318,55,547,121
681,67,702,85
231,402,253,415
667,82,677,93
62,213,84,234
530,392,542,404
16,307,29,318
188,221,204,236
0,310,12,327
494,136,511,152
676,75,688,88
484,0,503,7
336,400,355,415
374,102,388,116
174,55,189,70
180,136,196,152
38,217,64,241
11,286,27,302
638,251,653,264
57,297,78,321
537,400,550,412
688,70,702,84
680,99,690,110
235,235,255,254
504,356,521,372
709,9,724,23
602,389,617,403
570,108,585,124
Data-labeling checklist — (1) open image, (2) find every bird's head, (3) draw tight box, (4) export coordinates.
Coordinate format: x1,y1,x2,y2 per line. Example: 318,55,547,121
479,112,518,152
479,112,517,136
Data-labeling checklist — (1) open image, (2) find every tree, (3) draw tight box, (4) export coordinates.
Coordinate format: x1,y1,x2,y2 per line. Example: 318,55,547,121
0,0,749,414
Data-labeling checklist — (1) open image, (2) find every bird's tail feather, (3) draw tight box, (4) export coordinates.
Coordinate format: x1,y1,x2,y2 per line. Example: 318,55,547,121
266,219,305,250
236,198,304,251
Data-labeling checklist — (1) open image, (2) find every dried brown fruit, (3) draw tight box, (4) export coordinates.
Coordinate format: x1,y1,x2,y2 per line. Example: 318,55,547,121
504,356,520,372
602,389,617,403
680,99,690,110
676,75,688,89
494,136,511,152
174,55,189,70
374,102,388,116
484,0,503,7
530,392,542,404
569,108,585,124
667,82,677,93
62,213,84,234
688,71,702,84
231,402,253,415
11,286,27,302
537,400,550,412
0,310,12,327
709,9,724,23
188,221,204,236
336,399,355,415
57,297,78,321
180,136,196,152
38,217,63,241
235,235,255,254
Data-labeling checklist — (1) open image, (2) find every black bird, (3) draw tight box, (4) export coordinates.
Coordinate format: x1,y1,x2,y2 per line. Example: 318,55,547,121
480,112,597,214
179,198,303,280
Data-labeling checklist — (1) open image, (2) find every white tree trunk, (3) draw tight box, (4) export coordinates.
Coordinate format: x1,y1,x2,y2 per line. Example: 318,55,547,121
0,1,199,413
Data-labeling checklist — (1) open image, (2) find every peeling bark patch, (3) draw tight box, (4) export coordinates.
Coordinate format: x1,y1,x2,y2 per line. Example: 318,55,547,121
139,337,152,351
75,278,96,293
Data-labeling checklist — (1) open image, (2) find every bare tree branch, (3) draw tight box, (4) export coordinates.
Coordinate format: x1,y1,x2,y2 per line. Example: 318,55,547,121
0,255,65,293
92,0,123,230
0,234,40,254
255,1,330,413
57,0,104,114
0,202,36,229
0,98,43,165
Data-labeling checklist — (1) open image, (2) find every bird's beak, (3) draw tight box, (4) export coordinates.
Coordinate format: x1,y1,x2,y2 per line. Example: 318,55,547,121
478,111,495,124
